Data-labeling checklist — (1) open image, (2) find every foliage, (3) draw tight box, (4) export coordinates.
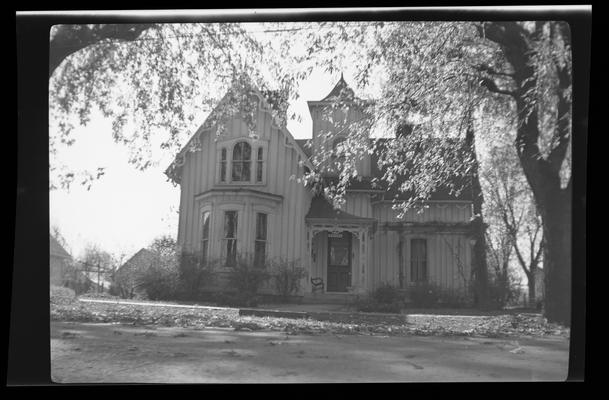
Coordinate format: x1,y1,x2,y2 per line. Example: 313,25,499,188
352,284,404,314
269,259,307,301
487,268,523,310
225,255,271,305
49,23,294,190
50,285,76,305
371,283,402,304
407,283,442,308
137,236,180,300
176,252,219,300
61,262,92,295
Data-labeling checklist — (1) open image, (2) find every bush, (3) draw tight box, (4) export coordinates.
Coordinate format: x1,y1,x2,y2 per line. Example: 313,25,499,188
139,254,180,301
270,259,307,301
437,288,472,308
372,283,402,304
352,284,404,314
407,283,441,308
50,285,76,305
225,255,270,302
176,252,218,300
61,263,92,295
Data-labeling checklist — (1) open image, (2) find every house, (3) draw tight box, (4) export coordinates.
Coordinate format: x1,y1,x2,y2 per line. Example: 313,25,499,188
113,248,156,298
166,76,476,302
50,234,72,285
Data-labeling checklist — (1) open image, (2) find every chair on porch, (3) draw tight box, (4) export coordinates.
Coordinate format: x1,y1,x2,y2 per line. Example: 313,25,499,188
310,277,325,293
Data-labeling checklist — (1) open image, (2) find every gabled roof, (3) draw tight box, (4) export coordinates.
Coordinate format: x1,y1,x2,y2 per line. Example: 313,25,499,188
118,248,155,272
50,234,71,259
165,81,313,184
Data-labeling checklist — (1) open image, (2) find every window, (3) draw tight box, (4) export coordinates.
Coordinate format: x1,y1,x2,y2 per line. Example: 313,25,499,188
254,213,267,268
220,148,227,182
232,141,251,182
223,211,238,266
410,239,427,283
201,211,210,264
332,137,346,159
256,147,264,183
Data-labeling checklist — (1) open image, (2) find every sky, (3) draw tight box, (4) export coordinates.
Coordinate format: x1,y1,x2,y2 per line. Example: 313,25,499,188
50,68,354,260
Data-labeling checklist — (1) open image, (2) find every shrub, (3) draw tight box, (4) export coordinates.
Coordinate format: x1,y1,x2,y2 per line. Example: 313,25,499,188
372,283,402,304
437,288,472,308
176,252,218,300
226,255,270,300
139,252,180,301
50,285,76,305
352,284,404,314
407,283,441,308
270,259,307,301
61,262,92,295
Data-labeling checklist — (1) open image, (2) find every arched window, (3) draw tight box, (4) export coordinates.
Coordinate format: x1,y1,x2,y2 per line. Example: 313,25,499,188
232,141,251,182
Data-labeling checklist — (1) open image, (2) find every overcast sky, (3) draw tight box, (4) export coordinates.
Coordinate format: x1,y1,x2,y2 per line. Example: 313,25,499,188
50,69,353,259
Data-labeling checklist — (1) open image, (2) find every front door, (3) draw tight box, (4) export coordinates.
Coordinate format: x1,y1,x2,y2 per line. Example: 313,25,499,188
327,231,352,292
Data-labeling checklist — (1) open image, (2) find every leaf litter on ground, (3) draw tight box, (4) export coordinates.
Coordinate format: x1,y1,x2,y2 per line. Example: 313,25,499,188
51,298,570,339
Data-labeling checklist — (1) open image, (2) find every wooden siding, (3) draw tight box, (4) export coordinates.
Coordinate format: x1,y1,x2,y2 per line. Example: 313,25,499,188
309,106,371,176
373,202,472,223
176,103,312,268
369,230,472,292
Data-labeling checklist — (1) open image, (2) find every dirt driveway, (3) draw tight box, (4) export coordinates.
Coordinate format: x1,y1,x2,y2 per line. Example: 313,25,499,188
51,321,569,383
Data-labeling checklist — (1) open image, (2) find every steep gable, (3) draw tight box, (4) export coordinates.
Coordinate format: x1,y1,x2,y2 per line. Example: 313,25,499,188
166,83,313,184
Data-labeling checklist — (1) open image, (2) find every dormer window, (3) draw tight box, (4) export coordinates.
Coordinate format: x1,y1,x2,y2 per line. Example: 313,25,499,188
232,141,252,182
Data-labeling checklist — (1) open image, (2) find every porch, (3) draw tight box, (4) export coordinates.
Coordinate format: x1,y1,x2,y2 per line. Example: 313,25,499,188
304,195,375,296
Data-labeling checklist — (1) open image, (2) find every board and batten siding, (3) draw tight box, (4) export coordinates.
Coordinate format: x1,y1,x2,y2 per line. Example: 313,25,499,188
176,103,313,274
309,106,371,177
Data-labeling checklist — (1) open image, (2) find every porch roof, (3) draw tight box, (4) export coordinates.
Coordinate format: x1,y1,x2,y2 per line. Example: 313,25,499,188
305,195,376,225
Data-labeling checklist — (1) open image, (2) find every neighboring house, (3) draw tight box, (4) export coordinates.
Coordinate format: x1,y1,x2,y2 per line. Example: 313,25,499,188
166,76,476,302
113,248,156,298
50,234,72,285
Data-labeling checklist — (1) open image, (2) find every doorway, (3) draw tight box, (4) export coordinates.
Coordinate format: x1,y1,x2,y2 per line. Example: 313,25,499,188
327,231,352,292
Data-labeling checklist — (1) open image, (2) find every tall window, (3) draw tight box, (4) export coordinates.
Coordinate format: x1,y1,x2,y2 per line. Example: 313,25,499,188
332,137,346,159
223,211,238,266
256,147,264,183
254,213,267,268
410,239,427,283
220,148,227,182
232,141,251,182
201,211,210,264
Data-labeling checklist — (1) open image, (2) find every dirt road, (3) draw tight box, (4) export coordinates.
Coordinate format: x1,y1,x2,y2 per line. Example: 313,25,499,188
51,321,569,383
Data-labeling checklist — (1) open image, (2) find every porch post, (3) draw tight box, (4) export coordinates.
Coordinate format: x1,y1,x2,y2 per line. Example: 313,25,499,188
358,228,367,294
306,226,311,293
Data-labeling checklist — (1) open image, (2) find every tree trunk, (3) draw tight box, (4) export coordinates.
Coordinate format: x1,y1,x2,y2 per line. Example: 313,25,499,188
539,188,571,324
466,118,490,308
527,272,537,308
